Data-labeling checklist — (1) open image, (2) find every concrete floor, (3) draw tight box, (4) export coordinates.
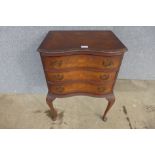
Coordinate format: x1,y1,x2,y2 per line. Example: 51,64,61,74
0,80,155,129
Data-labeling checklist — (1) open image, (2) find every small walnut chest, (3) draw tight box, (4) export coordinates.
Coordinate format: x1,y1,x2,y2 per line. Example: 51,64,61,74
37,31,127,121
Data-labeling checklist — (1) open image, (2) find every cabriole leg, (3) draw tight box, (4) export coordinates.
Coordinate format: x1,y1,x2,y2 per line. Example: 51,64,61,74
46,92,57,121
102,93,115,121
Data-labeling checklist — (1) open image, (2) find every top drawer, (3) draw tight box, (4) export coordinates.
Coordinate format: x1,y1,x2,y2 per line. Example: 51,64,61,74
42,55,122,70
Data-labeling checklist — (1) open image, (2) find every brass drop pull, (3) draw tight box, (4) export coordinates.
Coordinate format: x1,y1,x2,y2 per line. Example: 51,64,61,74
50,60,62,67
100,74,109,80
97,86,106,92
51,74,64,81
54,86,64,93
102,59,113,67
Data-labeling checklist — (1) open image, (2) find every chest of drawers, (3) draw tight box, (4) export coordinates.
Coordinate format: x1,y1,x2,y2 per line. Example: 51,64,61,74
37,31,127,121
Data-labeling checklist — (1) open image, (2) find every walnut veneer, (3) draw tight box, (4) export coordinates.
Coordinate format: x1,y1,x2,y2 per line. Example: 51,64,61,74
37,31,127,121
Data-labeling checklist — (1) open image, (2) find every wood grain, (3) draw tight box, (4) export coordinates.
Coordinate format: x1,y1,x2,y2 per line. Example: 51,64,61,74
42,55,121,70
49,82,113,95
38,31,127,121
38,31,127,53
46,70,116,84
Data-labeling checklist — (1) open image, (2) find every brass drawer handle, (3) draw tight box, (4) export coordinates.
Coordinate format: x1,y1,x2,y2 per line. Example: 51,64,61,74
102,59,113,67
100,74,109,80
97,86,106,92
54,86,64,93
51,74,64,81
50,60,62,67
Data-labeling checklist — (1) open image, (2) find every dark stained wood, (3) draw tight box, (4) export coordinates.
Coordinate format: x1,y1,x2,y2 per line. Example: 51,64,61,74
38,31,127,122
46,70,116,84
42,55,121,70
46,92,57,121
38,31,127,53
48,82,113,95
102,93,115,121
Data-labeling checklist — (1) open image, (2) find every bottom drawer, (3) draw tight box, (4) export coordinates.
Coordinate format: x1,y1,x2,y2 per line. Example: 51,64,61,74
49,82,113,95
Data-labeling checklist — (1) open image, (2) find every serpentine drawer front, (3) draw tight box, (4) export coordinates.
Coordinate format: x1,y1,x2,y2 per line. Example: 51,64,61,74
37,31,127,121
46,71,116,83
49,82,113,95
43,55,121,70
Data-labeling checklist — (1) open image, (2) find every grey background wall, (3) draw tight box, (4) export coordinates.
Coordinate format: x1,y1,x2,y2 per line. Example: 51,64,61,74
0,26,155,93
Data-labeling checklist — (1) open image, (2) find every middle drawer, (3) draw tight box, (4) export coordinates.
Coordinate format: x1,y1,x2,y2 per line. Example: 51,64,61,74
46,70,116,83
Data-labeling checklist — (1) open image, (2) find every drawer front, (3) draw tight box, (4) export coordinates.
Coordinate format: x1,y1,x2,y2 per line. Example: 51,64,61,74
49,82,112,95
46,71,116,83
43,55,121,70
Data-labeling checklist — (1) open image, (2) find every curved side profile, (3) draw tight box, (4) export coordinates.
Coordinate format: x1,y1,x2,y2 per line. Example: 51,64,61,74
38,31,127,122
46,91,115,122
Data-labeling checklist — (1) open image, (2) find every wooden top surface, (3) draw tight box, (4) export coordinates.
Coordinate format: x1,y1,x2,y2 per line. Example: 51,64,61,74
38,31,127,54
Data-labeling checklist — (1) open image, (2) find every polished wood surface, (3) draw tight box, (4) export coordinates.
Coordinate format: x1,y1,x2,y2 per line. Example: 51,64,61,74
46,70,116,84
49,82,113,95
38,31,127,122
38,31,127,53
42,55,121,70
